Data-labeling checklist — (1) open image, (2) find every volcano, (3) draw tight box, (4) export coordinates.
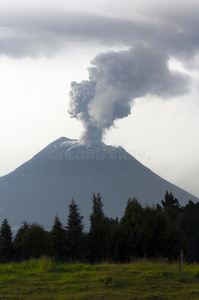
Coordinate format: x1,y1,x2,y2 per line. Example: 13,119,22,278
0,137,198,231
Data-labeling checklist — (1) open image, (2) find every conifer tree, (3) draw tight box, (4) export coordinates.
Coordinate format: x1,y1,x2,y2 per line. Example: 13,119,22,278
89,193,111,262
50,216,66,261
115,198,146,262
65,198,84,261
13,221,29,261
0,218,13,263
179,200,199,261
161,190,181,218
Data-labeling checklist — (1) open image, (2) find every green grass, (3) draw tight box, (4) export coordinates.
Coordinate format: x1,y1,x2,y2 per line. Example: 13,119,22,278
0,258,199,299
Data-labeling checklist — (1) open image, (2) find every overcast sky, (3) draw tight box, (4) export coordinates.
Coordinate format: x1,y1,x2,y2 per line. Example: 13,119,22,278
0,0,199,198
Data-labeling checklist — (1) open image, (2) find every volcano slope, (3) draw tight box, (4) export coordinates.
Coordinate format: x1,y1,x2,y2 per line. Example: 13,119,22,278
0,137,198,230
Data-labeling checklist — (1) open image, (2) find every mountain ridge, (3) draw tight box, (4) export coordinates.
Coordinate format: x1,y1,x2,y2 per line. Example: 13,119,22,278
0,137,198,231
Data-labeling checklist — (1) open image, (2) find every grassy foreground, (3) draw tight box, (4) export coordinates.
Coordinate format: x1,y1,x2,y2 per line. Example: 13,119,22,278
0,258,199,299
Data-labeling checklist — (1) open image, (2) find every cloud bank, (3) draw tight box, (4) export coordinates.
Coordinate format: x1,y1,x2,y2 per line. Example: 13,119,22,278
1,3,199,60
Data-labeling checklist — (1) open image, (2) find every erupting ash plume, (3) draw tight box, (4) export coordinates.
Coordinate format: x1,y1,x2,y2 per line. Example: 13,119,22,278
68,45,190,143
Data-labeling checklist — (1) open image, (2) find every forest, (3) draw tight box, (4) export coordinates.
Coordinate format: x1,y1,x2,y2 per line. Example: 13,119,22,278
0,191,199,264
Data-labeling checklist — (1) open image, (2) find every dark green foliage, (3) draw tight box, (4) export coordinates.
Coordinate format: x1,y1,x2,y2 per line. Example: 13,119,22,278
115,198,147,261
180,201,199,237
0,218,13,263
1,190,198,263
89,193,111,262
13,221,29,261
178,200,199,261
114,199,158,262
161,190,182,218
14,223,52,260
113,198,187,262
65,198,84,261
50,216,66,261
158,214,188,260
109,217,120,259
139,206,161,258
146,207,188,260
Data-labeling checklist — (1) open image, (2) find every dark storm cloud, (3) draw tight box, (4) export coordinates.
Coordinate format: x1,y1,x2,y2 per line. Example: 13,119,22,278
0,8,199,59
0,13,138,57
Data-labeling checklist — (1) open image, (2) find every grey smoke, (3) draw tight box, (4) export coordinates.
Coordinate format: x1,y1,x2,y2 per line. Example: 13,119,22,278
68,80,103,143
0,3,197,143
68,45,190,143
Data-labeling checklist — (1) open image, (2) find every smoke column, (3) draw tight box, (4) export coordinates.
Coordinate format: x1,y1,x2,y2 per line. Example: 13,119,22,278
68,45,190,143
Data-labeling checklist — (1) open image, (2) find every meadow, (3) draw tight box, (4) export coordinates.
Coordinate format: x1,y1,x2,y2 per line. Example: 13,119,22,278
0,258,199,299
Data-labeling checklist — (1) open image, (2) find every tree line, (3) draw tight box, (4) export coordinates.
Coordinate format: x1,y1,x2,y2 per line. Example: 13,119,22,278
0,191,199,264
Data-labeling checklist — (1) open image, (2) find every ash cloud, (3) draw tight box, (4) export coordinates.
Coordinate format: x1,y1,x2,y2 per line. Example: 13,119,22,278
0,2,198,143
68,45,190,143
68,80,103,143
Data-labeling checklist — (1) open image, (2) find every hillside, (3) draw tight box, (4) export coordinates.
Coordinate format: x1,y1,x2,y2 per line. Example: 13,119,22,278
0,137,198,230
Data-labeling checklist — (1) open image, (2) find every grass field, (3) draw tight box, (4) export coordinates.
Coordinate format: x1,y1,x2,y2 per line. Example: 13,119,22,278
0,258,199,299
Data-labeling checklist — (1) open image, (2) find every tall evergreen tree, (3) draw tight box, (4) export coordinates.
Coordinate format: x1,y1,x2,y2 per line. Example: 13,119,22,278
0,218,13,263
89,193,111,262
13,221,29,261
115,198,148,262
50,216,66,261
161,190,181,218
178,201,199,261
65,198,84,261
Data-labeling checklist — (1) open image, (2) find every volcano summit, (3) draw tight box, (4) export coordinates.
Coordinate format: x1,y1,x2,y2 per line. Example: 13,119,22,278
0,137,198,230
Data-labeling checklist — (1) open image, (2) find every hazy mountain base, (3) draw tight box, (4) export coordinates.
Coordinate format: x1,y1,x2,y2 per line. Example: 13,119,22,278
0,258,199,299
0,137,198,231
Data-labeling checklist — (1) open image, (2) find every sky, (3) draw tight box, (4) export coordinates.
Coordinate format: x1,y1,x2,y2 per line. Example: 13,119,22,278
0,0,199,198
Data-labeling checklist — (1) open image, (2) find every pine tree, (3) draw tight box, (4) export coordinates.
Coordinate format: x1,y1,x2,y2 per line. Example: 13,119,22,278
0,218,13,263
178,201,199,261
13,221,29,261
115,198,146,262
161,190,181,218
50,215,66,261
65,198,84,261
89,193,111,262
